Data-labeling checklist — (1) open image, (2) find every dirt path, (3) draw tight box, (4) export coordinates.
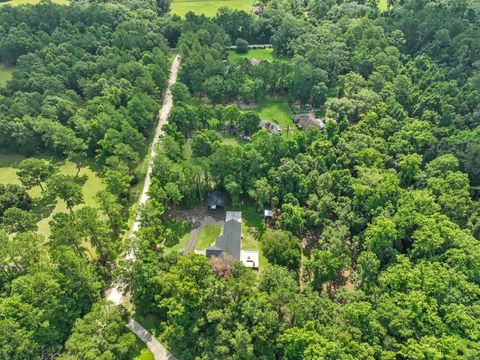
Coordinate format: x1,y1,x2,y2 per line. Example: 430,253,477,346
184,227,200,253
131,54,181,235
106,54,181,360
127,319,176,360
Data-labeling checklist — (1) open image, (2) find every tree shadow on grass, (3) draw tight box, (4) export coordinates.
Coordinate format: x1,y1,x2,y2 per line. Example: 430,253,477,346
163,217,191,249
30,193,57,222
133,313,164,339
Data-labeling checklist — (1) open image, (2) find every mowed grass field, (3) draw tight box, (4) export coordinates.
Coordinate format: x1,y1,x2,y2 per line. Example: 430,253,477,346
228,48,278,63
171,0,253,17
0,64,13,87
196,224,222,250
0,154,105,238
0,0,68,6
253,96,296,133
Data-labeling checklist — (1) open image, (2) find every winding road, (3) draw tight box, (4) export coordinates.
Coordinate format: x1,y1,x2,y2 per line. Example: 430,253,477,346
105,54,181,360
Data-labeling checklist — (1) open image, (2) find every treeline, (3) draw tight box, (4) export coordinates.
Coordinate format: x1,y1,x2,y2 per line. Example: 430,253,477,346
132,0,480,359
0,0,171,203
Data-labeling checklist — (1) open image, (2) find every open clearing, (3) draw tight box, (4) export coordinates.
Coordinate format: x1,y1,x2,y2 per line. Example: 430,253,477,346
0,64,13,87
379,0,388,11
171,0,253,17
0,154,105,238
228,48,278,63
253,97,295,130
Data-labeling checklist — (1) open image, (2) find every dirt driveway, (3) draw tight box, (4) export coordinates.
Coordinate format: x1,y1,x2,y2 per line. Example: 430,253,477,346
169,206,225,253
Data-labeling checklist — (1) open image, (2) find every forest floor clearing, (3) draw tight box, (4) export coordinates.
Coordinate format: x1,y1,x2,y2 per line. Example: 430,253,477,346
171,0,253,17
0,64,13,86
163,217,191,253
379,0,388,11
0,154,104,238
227,48,279,63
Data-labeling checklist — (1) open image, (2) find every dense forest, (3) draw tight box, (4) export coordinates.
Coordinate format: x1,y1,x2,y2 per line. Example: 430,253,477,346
0,0,171,358
1,0,480,359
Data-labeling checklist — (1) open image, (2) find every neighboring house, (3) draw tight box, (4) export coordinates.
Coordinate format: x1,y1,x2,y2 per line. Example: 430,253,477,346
206,211,259,270
207,191,228,210
292,113,325,130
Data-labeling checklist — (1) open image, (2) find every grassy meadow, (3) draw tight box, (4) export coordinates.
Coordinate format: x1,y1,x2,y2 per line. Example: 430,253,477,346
196,224,222,250
253,97,294,129
171,0,253,17
228,48,277,63
0,154,105,238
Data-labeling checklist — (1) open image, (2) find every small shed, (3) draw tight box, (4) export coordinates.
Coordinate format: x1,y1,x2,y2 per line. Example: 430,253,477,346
253,5,263,15
207,191,228,210
264,209,273,218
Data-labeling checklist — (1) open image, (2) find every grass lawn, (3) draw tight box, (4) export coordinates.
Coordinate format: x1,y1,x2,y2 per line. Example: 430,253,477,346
252,97,297,135
163,218,191,253
232,204,263,250
183,139,192,160
228,48,277,63
134,348,154,360
196,224,222,250
0,154,105,238
131,333,154,360
253,97,293,127
0,0,68,5
0,64,13,87
171,0,253,17
227,203,270,270
221,135,250,146
379,0,388,11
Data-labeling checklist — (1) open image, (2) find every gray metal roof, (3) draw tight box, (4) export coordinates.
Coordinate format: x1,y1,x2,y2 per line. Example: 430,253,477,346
214,211,242,260
225,211,241,222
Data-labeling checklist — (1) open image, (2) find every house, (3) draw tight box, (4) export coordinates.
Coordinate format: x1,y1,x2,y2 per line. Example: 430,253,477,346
207,191,228,210
206,211,259,270
206,211,242,259
292,113,325,130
